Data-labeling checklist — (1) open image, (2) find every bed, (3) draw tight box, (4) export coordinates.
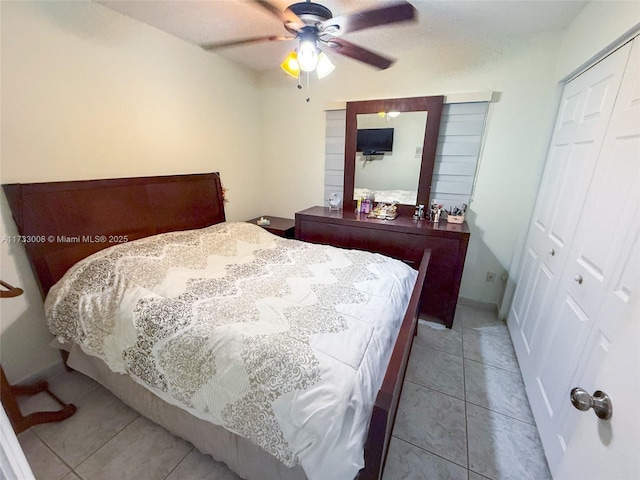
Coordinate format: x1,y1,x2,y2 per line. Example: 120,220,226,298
3,172,430,480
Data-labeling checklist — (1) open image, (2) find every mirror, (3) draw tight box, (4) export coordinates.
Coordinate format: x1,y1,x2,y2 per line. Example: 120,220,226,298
343,96,444,214
354,111,428,205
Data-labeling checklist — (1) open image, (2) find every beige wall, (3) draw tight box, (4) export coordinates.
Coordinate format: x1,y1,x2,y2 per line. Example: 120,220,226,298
0,1,264,383
554,1,640,81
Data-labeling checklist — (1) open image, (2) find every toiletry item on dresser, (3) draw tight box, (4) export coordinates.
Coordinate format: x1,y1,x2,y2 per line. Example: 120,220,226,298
430,203,443,223
368,203,398,220
413,204,425,220
446,203,467,224
360,194,375,214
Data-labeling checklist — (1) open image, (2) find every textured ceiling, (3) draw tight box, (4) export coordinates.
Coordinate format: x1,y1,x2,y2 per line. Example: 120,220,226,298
96,0,588,72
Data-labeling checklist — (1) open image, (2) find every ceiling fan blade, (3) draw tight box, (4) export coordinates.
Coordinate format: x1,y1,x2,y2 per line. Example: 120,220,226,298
201,35,293,51
320,1,416,36
252,0,304,31
323,38,394,70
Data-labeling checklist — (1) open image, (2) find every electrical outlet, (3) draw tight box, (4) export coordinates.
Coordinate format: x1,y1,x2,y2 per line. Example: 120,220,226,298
486,271,496,282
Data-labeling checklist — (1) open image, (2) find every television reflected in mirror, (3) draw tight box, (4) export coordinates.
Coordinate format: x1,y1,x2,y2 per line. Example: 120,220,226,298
356,128,394,155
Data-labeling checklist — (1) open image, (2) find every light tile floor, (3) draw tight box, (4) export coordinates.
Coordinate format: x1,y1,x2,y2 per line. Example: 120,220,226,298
16,304,551,480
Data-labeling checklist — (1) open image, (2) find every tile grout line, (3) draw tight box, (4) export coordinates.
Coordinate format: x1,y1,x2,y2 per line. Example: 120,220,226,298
463,402,538,428
413,329,464,358
28,429,76,480
163,445,195,480
462,319,472,479
70,412,142,474
461,313,538,480
33,374,106,480
460,322,537,427
463,356,524,376
389,434,470,472
403,379,465,404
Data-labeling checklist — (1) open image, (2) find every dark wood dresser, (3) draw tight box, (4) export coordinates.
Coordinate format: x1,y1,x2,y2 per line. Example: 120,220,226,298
295,206,470,328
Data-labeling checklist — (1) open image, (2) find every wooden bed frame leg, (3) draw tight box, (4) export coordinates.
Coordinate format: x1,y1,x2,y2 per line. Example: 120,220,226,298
0,365,76,434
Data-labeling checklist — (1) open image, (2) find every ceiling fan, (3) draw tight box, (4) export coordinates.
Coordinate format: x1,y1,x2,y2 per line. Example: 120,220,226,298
200,0,417,78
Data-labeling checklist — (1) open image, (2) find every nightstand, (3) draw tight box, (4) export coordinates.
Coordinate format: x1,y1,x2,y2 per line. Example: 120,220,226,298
246,216,295,238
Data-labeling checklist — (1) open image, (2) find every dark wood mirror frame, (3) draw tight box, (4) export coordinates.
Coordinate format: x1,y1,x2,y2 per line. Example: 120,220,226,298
343,95,444,215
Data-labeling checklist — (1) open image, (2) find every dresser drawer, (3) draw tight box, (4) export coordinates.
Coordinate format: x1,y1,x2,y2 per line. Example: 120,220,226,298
297,219,459,265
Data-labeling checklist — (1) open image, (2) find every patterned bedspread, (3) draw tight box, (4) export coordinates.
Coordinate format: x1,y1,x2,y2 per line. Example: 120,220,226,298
45,222,417,480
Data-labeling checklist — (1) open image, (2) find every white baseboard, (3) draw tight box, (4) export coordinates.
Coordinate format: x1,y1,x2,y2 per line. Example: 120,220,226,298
15,361,65,387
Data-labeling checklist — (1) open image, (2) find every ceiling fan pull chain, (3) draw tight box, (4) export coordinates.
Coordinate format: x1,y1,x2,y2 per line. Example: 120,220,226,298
306,71,311,102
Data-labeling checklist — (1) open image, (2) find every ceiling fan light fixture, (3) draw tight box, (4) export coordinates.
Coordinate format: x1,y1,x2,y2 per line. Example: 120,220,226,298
378,111,401,118
280,50,300,78
202,0,417,91
316,52,335,79
297,38,319,72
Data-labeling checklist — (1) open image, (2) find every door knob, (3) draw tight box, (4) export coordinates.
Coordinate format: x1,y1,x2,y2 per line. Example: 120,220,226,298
570,387,612,419
549,249,556,256
574,274,583,284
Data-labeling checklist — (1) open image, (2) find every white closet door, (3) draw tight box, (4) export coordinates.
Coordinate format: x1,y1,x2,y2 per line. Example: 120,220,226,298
557,215,639,479
508,41,631,381
531,38,640,476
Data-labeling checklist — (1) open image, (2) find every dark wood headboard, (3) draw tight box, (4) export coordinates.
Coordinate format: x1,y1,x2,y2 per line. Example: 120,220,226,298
3,172,226,298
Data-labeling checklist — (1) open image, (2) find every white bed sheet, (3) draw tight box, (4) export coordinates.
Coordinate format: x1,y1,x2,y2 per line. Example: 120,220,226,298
45,222,417,480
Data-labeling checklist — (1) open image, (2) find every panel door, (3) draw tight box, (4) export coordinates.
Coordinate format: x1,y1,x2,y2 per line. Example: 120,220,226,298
557,211,639,479
525,38,640,475
508,42,631,380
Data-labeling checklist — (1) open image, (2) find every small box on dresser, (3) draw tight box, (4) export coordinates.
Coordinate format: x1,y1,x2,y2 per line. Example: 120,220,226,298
295,206,470,328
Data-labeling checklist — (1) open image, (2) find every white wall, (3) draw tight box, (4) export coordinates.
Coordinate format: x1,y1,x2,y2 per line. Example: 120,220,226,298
554,1,640,81
258,32,563,308
0,1,264,383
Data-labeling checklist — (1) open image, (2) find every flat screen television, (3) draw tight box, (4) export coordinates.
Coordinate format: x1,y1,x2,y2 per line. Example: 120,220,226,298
356,128,394,155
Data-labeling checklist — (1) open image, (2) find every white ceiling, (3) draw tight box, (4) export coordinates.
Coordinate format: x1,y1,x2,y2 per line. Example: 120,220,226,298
96,0,588,72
